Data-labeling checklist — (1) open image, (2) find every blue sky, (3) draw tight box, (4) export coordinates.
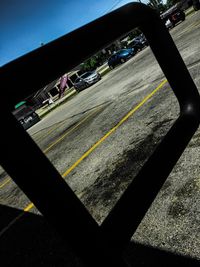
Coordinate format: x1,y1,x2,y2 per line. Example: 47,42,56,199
0,0,148,66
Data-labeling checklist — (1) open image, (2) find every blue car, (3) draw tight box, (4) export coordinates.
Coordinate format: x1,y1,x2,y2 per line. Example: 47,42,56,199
108,48,135,69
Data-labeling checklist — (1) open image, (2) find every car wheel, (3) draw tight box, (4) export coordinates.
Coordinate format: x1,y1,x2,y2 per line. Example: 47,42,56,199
171,22,175,28
120,58,126,63
109,65,114,70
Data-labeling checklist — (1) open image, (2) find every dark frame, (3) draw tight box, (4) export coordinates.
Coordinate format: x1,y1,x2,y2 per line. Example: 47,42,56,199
0,3,200,266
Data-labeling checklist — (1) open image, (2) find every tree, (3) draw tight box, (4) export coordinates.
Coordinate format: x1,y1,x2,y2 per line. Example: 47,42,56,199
128,28,141,41
166,0,180,8
147,0,166,12
81,57,98,72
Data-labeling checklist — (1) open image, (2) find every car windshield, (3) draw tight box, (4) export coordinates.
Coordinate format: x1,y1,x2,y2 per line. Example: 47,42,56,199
75,77,81,83
81,72,93,79
109,49,130,60
117,49,129,55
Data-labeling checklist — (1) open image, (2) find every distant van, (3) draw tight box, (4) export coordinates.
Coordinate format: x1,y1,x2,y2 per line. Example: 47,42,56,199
12,103,40,130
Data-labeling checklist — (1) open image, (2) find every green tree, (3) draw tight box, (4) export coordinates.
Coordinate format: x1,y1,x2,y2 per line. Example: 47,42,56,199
81,57,98,72
166,0,180,8
128,28,141,41
147,0,166,12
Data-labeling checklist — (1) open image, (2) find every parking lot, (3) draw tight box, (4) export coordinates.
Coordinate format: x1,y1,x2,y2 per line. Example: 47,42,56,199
0,9,200,266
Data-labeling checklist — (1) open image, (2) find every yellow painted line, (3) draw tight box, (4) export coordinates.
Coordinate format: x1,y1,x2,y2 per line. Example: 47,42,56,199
62,79,167,177
0,203,36,237
34,124,60,143
0,107,103,189
33,119,67,143
1,79,167,235
191,21,200,27
0,202,35,237
0,211,25,237
24,202,34,212
43,107,103,154
0,203,35,237
0,177,11,188
177,21,200,38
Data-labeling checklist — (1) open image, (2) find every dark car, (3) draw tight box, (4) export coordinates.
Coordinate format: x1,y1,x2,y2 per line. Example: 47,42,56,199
127,39,144,52
74,70,101,92
13,104,40,130
137,34,149,47
161,5,185,28
127,35,148,52
107,48,135,69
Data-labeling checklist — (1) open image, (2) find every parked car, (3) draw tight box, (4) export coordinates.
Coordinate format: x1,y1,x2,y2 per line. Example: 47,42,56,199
128,35,148,51
107,48,135,69
127,39,144,52
165,18,173,29
137,34,149,47
160,5,185,29
74,70,101,92
12,103,40,130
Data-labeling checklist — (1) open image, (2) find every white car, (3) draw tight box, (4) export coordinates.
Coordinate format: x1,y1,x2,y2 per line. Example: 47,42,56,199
74,71,101,92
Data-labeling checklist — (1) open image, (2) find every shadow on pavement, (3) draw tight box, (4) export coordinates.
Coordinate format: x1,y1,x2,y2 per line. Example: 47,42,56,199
125,240,200,266
1,204,200,267
0,204,83,267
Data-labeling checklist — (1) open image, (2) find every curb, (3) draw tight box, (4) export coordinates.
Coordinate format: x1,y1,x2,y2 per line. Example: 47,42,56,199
36,89,77,118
